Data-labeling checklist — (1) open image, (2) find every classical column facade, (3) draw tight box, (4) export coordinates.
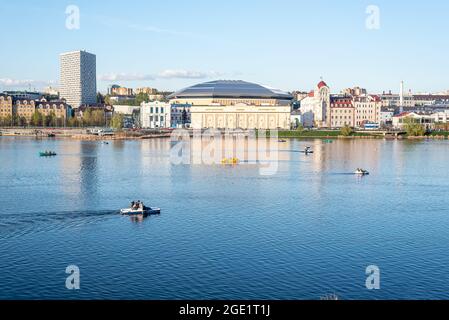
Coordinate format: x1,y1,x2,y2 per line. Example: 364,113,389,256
191,105,291,130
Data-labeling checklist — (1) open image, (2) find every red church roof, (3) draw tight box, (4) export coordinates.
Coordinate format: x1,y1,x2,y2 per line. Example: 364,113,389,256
317,81,328,89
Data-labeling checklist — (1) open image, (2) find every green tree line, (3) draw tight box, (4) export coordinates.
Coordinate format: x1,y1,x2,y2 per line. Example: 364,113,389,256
0,112,65,127
0,109,123,128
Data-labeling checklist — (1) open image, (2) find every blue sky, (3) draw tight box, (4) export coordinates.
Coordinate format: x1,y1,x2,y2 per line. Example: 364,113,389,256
1,0,448,94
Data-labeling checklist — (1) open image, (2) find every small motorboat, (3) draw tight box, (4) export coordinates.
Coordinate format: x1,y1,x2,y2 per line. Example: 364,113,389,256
47,133,56,138
300,147,314,154
39,151,57,157
120,207,161,215
278,139,287,143
354,169,370,175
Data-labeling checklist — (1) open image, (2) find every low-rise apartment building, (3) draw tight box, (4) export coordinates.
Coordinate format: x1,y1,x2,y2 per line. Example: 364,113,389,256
379,108,395,126
170,103,191,128
353,95,382,128
135,87,158,95
0,94,13,120
380,93,415,108
431,110,449,123
140,101,171,129
14,99,36,122
109,85,133,96
36,99,70,120
392,112,434,130
413,95,449,106
329,97,355,128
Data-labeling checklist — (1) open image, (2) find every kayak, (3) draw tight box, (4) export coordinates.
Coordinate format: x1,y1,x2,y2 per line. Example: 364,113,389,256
120,207,161,215
40,152,57,157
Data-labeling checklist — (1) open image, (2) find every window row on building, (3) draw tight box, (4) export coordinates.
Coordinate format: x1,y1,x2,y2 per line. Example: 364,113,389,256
0,95,71,123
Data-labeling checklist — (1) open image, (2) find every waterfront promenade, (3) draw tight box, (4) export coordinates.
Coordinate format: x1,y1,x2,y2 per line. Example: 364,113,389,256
0,127,172,140
1,127,449,140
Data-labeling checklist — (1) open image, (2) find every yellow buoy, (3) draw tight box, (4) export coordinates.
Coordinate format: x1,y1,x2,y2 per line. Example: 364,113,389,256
221,158,240,165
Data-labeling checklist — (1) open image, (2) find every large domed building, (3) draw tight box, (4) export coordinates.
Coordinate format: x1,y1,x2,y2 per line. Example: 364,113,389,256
168,80,293,130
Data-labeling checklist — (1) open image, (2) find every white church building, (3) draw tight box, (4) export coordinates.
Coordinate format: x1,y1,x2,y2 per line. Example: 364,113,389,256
300,80,330,128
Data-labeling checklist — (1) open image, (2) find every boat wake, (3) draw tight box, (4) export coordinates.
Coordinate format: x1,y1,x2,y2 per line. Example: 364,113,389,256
0,209,117,240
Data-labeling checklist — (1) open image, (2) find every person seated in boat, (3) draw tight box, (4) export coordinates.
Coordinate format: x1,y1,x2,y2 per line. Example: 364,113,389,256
131,201,136,209
139,202,144,210
134,200,142,210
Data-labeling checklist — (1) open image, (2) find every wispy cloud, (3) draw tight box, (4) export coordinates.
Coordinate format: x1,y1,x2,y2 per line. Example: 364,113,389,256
99,73,155,82
99,70,223,82
0,78,55,89
158,70,223,79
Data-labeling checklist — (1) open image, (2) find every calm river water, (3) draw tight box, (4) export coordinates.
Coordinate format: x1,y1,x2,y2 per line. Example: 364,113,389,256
0,137,449,300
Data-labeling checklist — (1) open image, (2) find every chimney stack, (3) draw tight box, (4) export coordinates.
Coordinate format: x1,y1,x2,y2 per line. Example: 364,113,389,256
400,81,404,113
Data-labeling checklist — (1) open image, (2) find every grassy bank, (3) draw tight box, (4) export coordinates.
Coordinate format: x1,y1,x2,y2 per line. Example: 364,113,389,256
266,130,449,139
275,130,381,139
427,131,449,137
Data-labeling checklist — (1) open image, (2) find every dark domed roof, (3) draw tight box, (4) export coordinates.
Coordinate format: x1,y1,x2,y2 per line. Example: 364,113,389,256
168,80,293,100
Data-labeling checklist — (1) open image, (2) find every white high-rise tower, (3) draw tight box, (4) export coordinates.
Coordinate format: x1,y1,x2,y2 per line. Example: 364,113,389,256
60,50,97,108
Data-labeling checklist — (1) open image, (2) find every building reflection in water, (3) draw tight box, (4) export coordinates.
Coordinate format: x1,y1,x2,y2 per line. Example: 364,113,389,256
58,140,83,196
128,214,147,224
58,140,99,206
79,142,99,206
140,138,171,172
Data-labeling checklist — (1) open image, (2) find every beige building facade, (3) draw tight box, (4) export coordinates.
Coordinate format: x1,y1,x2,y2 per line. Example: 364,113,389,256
353,95,382,127
0,94,13,119
329,97,355,128
190,103,291,130
14,99,36,121
111,86,133,96
135,87,158,95
36,99,69,120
